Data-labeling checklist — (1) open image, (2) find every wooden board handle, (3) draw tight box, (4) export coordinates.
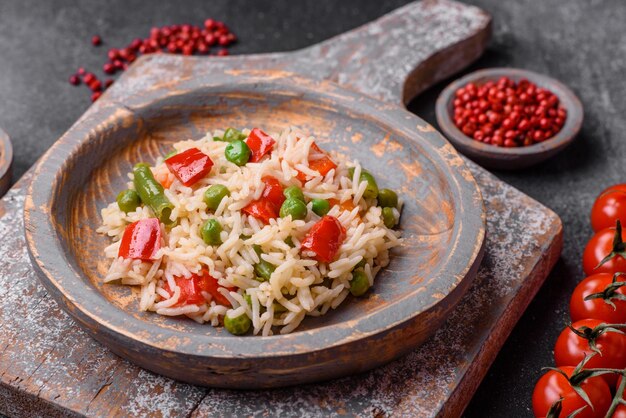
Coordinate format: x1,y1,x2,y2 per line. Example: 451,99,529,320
291,0,491,105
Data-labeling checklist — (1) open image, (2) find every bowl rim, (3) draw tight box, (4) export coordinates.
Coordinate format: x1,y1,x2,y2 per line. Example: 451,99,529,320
0,127,13,184
435,67,583,157
24,70,486,361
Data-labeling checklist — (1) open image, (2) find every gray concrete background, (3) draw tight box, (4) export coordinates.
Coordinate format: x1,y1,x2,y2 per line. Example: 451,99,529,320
1,0,624,416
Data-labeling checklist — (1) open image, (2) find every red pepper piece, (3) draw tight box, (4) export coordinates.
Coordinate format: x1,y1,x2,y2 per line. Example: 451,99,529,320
261,176,285,209
163,269,234,307
242,176,284,224
301,216,346,263
246,128,276,163
165,147,214,186
242,199,279,225
296,142,337,183
118,218,161,260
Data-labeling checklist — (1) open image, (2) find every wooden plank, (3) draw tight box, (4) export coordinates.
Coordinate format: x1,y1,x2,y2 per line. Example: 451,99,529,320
0,0,562,416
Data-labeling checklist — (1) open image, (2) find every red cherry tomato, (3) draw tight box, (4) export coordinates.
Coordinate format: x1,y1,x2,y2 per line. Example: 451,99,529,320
591,184,626,232
301,216,346,263
532,366,611,418
118,218,161,260
570,273,626,323
582,222,626,276
554,319,626,388
165,147,214,186
615,404,626,418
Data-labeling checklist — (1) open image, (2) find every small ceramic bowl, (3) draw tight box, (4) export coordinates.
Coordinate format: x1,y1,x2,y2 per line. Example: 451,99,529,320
0,127,13,196
436,68,583,170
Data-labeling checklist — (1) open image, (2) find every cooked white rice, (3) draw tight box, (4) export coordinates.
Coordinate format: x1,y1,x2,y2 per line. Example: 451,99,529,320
97,127,402,335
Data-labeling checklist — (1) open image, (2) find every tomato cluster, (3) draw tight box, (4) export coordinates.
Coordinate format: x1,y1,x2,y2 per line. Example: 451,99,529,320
532,184,626,418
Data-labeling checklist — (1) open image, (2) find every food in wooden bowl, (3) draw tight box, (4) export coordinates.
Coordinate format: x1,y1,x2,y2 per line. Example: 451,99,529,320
25,70,485,388
436,68,583,170
98,126,402,336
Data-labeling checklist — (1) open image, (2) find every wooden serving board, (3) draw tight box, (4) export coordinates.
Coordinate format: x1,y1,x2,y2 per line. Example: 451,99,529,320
0,1,562,416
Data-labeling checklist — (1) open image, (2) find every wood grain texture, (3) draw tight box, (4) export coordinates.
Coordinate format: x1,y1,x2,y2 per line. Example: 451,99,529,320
436,68,583,169
0,0,562,416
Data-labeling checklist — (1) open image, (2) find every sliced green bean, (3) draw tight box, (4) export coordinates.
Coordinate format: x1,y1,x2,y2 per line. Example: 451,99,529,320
133,164,175,225
116,189,141,213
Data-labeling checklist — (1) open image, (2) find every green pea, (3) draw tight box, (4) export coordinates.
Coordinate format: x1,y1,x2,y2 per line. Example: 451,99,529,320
382,207,397,229
354,258,367,270
273,301,288,313
164,149,177,159
350,270,370,297
279,198,308,220
222,128,247,143
311,198,330,216
244,294,252,308
225,140,251,166
116,189,141,213
378,188,398,208
201,219,223,245
284,236,295,247
284,186,305,202
348,167,378,199
361,172,379,199
204,184,230,211
224,312,251,335
254,259,275,281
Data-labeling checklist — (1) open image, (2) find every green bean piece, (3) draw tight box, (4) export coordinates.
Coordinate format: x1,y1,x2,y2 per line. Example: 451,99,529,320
382,207,397,229
350,270,370,297
283,186,305,202
252,244,262,256
284,236,295,247
204,184,230,211
213,136,223,142
225,140,251,166
311,198,330,216
133,164,175,225
116,189,141,213
348,167,378,199
244,294,252,308
224,312,251,335
164,149,177,159
222,128,247,143
279,198,308,220
201,219,223,245
254,258,276,281
360,172,379,199
378,188,398,208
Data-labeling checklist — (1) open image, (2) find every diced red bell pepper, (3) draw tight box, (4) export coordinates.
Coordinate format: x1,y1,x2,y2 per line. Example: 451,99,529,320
301,216,346,263
242,199,279,225
163,269,234,307
296,142,337,183
118,218,161,260
242,176,285,224
246,128,276,163
261,176,285,209
165,147,214,187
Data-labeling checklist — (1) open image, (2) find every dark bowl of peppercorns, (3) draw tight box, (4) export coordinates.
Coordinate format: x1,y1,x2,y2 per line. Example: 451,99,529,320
436,68,583,170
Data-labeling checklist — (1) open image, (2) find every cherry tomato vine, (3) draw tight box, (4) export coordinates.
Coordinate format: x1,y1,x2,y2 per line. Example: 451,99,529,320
533,184,626,417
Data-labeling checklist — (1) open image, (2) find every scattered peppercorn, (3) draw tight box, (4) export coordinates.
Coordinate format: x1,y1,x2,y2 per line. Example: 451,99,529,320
70,20,237,102
452,76,567,147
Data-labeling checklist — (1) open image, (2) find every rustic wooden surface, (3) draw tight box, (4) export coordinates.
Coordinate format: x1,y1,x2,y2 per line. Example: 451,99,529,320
0,0,562,416
436,68,583,170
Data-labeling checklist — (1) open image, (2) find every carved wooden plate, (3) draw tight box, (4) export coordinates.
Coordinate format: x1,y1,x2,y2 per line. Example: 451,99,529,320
25,70,485,388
